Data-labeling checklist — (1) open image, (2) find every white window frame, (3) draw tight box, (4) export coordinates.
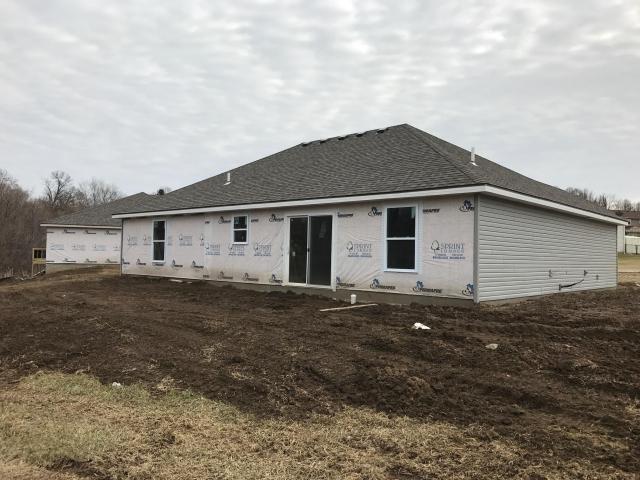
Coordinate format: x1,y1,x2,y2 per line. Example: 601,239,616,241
384,205,418,272
232,215,249,244
152,219,167,263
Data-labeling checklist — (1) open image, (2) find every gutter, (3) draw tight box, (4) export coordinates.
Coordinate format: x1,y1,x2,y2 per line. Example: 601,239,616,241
40,224,122,229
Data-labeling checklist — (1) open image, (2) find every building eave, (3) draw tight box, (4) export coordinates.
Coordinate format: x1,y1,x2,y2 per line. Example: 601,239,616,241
112,185,627,226
40,224,122,229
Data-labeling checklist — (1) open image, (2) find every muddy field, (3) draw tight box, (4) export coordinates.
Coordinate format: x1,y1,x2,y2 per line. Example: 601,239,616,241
0,269,639,478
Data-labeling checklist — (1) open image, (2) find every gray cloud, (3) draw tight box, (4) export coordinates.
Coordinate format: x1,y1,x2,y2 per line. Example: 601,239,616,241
1,0,638,200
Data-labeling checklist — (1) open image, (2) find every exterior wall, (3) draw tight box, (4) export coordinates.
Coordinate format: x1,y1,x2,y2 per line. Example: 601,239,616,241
45,226,121,268
122,195,475,299
617,225,626,252
477,195,617,301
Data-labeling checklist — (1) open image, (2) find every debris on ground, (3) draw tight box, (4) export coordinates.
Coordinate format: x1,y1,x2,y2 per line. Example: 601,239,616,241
320,303,378,312
485,343,499,350
412,322,431,330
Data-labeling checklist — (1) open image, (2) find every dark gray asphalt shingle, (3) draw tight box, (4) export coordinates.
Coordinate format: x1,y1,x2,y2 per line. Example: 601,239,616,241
43,192,150,227
112,124,616,219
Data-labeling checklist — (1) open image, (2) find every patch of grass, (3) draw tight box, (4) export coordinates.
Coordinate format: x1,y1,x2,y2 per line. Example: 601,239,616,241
0,373,633,479
618,253,640,272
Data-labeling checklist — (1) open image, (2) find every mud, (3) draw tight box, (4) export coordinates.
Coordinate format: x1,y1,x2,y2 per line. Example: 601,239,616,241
1,269,639,474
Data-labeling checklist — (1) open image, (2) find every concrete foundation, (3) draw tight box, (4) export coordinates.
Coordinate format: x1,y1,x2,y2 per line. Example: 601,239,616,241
125,273,475,307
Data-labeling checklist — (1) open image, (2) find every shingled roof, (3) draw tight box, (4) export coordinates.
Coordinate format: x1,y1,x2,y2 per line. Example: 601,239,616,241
43,192,150,227
113,124,616,219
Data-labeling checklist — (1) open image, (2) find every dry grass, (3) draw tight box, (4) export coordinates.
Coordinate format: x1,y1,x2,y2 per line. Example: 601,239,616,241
0,373,634,480
618,253,640,272
618,254,640,282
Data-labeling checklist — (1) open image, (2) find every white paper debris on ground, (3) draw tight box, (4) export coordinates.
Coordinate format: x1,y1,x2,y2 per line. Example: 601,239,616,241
485,343,498,350
412,322,431,330
111,382,123,388
320,304,378,312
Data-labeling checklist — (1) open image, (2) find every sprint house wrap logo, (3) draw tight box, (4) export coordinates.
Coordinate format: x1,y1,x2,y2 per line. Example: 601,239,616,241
205,243,221,256
462,283,474,297
253,243,272,257
218,216,231,224
412,281,442,294
217,271,233,280
346,241,372,258
269,274,283,284
459,199,474,212
368,206,383,217
335,276,355,288
268,214,284,222
228,244,245,256
242,272,259,282
422,208,440,214
430,240,466,260
337,212,354,218
370,278,396,290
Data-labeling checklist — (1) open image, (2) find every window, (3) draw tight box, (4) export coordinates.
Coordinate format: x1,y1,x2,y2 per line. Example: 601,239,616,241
233,215,248,243
386,206,416,270
153,220,166,262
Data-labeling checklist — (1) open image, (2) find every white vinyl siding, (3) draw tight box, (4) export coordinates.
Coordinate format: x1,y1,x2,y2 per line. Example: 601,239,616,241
477,195,617,301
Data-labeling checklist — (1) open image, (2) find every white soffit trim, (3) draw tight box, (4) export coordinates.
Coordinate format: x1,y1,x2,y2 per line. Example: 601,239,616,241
112,186,482,218
40,224,122,229
112,185,626,226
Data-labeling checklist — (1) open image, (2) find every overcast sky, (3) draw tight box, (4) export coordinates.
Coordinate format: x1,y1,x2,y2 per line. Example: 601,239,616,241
1,0,638,201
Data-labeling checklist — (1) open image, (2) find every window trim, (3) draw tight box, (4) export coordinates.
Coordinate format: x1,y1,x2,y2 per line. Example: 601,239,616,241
384,205,418,272
152,219,167,263
232,214,249,245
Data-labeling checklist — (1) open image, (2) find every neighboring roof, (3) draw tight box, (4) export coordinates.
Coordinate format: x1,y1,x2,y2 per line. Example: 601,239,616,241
112,124,617,219
610,210,640,220
43,192,150,227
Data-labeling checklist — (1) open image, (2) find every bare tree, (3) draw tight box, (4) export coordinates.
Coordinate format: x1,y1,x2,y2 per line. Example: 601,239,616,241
43,170,76,212
0,169,46,274
75,178,123,207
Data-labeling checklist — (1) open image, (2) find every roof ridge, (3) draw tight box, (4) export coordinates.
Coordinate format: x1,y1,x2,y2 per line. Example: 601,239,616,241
400,124,483,185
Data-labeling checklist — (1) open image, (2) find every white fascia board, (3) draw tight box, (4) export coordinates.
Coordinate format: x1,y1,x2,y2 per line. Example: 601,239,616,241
40,224,122,229
112,185,626,226
112,186,483,219
483,186,628,226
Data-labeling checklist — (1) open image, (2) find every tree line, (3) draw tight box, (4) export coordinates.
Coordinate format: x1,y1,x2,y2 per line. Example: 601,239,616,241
0,169,123,275
565,187,640,211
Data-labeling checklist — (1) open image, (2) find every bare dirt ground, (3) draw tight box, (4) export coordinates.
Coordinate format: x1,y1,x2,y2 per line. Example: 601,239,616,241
0,268,639,479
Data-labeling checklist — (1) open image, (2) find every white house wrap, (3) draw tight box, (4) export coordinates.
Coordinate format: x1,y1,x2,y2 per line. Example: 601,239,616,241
113,124,625,303
41,193,149,272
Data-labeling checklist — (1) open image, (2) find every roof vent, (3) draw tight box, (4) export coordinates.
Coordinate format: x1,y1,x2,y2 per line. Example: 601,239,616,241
377,128,387,134
355,132,365,137
224,172,231,185
301,142,310,147
470,147,478,167
337,136,347,141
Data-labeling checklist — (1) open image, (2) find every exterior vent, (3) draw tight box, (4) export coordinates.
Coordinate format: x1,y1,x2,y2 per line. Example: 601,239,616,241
224,172,231,185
